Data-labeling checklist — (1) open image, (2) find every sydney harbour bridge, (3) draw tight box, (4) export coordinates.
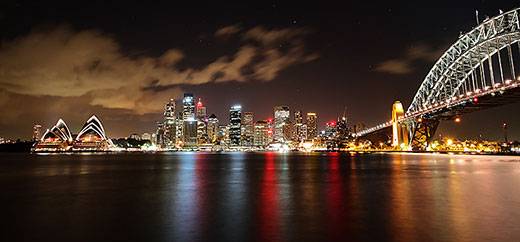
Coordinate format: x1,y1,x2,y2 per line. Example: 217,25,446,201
356,7,520,150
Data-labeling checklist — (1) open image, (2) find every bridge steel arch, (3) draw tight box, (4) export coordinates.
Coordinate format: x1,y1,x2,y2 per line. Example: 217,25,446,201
408,8,520,115
357,8,520,150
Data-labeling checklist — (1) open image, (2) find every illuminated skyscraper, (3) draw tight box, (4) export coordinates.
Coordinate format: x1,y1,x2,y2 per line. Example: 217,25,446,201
229,105,242,146
253,121,269,147
33,124,41,141
207,114,219,143
306,113,318,140
274,106,290,141
196,98,207,119
182,93,197,146
183,93,195,121
293,110,304,141
163,99,177,146
243,112,254,146
325,121,337,139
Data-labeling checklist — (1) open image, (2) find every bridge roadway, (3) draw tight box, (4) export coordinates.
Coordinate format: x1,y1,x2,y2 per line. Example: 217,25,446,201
356,79,520,143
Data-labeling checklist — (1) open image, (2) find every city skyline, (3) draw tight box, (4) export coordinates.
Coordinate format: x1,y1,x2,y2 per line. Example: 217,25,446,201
1,1,520,141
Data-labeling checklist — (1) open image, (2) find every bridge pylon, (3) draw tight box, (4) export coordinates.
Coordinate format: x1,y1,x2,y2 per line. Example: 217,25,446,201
392,101,409,149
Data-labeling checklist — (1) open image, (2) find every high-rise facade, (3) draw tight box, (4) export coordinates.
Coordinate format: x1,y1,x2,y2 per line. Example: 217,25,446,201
207,114,219,143
243,112,254,146
293,110,305,141
183,93,195,121
253,121,269,147
274,106,290,141
33,124,41,141
306,113,318,140
163,99,177,146
196,98,207,119
229,105,242,146
182,93,197,146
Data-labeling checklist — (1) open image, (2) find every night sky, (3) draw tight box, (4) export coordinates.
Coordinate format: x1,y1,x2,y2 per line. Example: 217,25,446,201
1,1,520,140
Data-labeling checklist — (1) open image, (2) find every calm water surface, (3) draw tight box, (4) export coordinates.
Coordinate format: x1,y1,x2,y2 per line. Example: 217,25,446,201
2,152,520,242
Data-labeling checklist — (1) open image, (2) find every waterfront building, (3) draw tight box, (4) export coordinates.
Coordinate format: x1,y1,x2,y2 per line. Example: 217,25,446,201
243,112,254,146
274,106,290,141
141,132,151,141
325,121,337,139
33,115,111,152
306,113,318,140
337,116,348,139
163,99,177,146
196,98,207,119
182,93,195,121
72,116,109,151
33,124,41,141
182,121,198,146
182,93,197,146
293,110,305,141
156,122,165,147
229,105,242,146
35,119,73,151
207,114,219,143
254,121,269,147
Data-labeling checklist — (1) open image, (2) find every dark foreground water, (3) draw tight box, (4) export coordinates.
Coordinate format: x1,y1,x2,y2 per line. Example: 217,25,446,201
2,152,520,242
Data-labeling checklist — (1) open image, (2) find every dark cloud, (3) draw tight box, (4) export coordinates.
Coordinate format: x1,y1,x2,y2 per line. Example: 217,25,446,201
0,24,318,138
375,43,447,75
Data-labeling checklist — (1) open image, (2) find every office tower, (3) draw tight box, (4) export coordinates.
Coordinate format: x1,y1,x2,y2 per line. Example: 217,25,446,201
306,113,318,140
156,121,165,148
243,112,254,146
197,119,208,144
182,93,197,146
325,121,337,139
163,99,177,145
254,121,269,147
183,121,198,146
283,120,293,141
274,106,290,141
293,110,304,141
33,124,41,141
337,117,348,139
229,105,242,146
207,114,219,143
196,98,207,119
183,93,195,121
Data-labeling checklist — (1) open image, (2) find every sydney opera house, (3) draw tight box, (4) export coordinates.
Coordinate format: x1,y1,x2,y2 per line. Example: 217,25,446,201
34,115,111,152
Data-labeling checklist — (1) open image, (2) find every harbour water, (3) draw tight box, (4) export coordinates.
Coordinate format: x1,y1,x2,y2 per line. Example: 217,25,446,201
2,152,520,241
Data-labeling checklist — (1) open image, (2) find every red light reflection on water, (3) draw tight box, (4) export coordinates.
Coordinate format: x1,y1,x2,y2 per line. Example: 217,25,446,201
326,153,344,239
257,151,280,242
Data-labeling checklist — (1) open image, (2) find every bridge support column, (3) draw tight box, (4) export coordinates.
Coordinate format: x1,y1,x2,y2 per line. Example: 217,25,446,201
392,101,409,149
407,119,439,151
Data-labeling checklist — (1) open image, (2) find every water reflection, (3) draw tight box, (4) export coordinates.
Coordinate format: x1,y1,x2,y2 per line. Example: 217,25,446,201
2,152,520,242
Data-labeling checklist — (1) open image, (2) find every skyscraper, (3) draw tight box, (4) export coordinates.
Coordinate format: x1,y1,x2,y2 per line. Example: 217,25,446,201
207,114,219,143
243,112,254,146
229,105,242,146
274,106,290,141
182,93,197,146
183,93,195,121
306,113,318,140
196,98,207,119
293,110,304,141
33,124,41,141
254,121,269,147
163,99,176,146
